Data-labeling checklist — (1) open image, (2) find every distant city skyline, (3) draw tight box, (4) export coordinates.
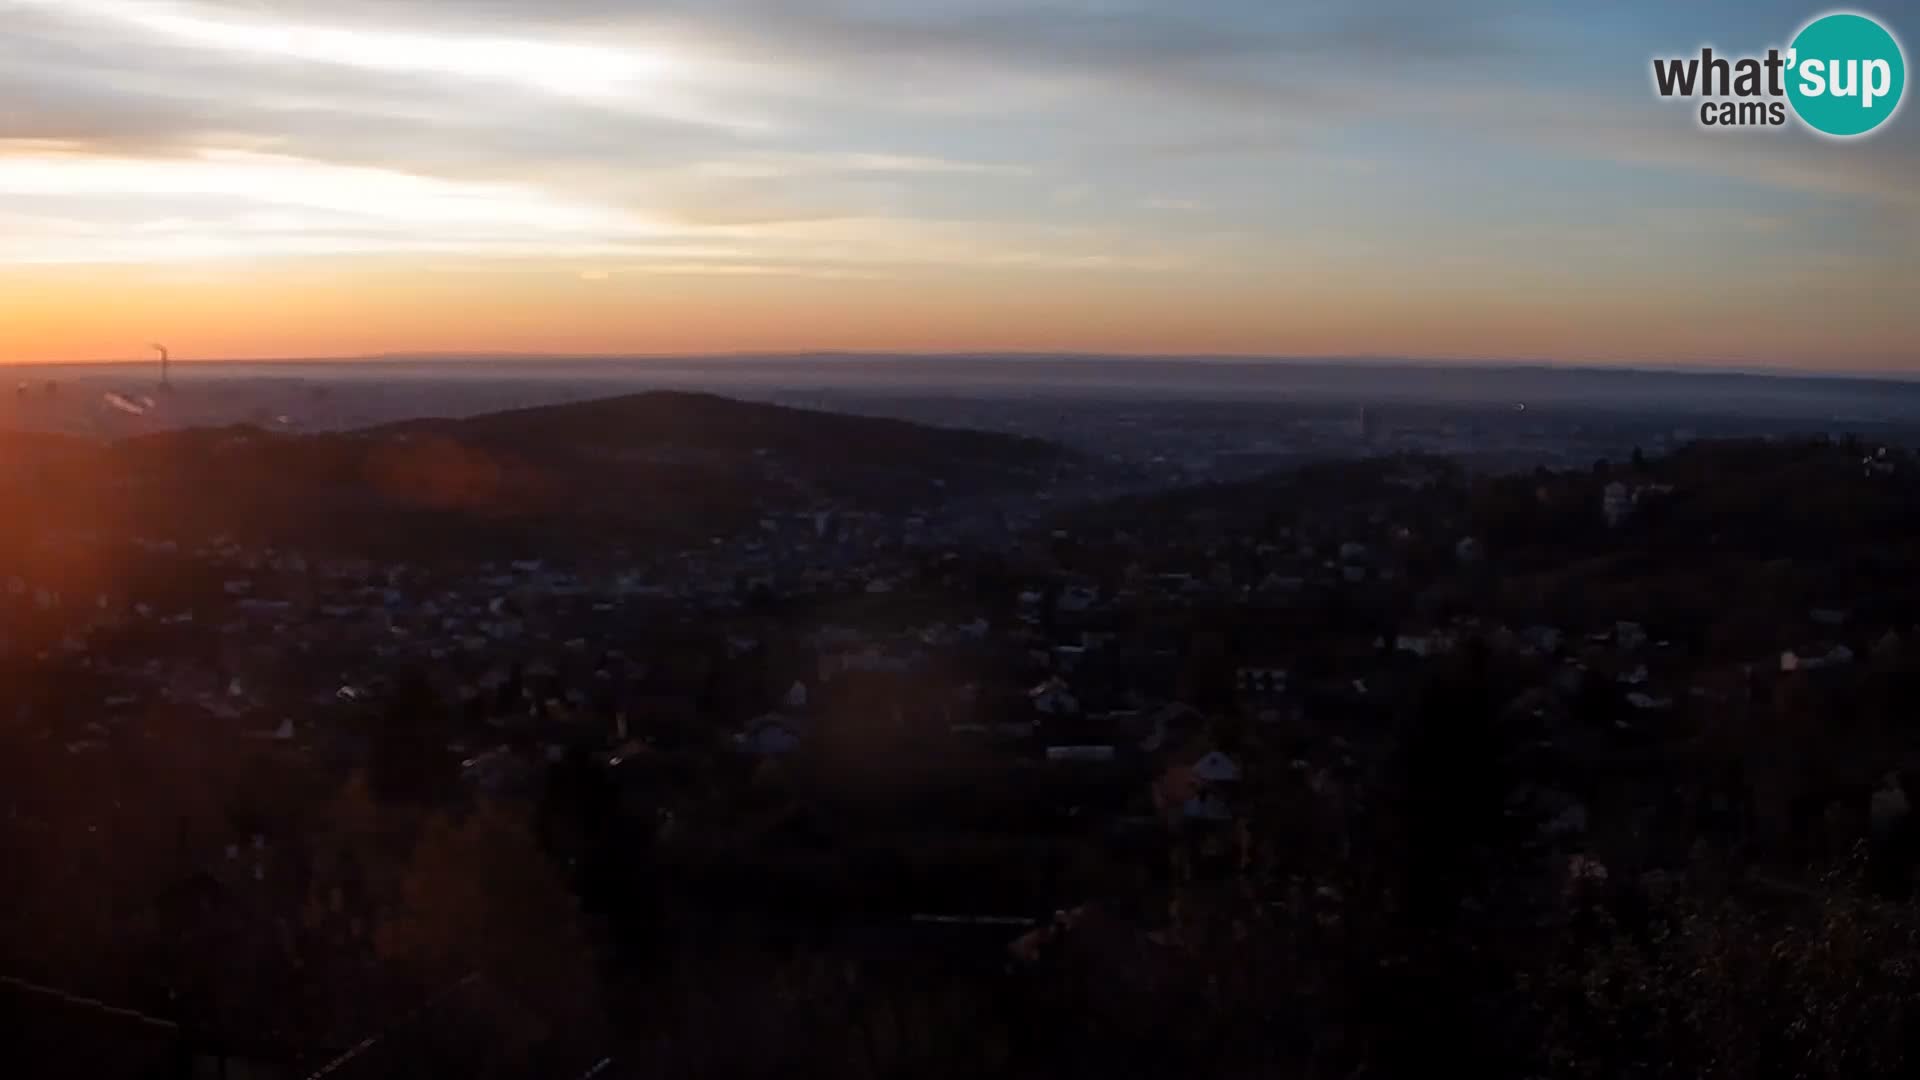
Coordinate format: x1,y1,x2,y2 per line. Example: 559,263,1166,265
3,1,1915,369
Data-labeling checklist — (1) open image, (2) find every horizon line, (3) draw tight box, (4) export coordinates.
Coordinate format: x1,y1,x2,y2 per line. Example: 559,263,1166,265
6,350,1920,385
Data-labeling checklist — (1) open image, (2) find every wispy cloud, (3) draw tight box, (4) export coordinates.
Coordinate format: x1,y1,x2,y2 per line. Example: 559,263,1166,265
0,143,1166,274
683,152,1028,180
14,0,768,131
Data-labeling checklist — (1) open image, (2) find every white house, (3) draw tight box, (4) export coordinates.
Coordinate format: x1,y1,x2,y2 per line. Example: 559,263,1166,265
1191,751,1242,784
1781,644,1856,672
1615,621,1648,652
1058,586,1099,613
1395,631,1452,658
1602,482,1632,528
1522,626,1564,655
1028,677,1079,716
1182,792,1233,822
1872,774,1910,833
738,717,803,756
1236,667,1287,698
1046,745,1115,764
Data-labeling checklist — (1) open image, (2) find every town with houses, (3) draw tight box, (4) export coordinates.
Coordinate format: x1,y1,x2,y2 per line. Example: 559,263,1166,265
5,390,1920,1078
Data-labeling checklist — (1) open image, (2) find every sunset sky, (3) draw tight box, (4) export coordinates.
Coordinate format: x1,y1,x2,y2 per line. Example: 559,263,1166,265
2,0,1915,369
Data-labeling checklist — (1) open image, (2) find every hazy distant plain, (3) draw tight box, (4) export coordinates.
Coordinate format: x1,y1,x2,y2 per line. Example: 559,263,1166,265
8,355,1920,437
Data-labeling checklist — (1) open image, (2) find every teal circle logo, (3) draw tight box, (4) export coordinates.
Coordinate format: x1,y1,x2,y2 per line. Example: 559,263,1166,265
1787,12,1905,136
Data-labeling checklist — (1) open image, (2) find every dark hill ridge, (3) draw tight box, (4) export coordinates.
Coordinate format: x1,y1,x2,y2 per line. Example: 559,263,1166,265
354,391,1068,525
367,391,1062,468
3,393,1068,559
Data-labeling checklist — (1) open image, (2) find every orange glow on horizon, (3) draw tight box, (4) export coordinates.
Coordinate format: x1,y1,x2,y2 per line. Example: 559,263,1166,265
4,260,1915,372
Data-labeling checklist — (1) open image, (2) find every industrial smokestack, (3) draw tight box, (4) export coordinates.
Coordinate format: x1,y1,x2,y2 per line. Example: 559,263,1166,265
151,343,171,392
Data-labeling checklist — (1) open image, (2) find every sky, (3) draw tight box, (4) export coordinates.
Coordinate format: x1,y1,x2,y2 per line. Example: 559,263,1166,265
0,0,1915,369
